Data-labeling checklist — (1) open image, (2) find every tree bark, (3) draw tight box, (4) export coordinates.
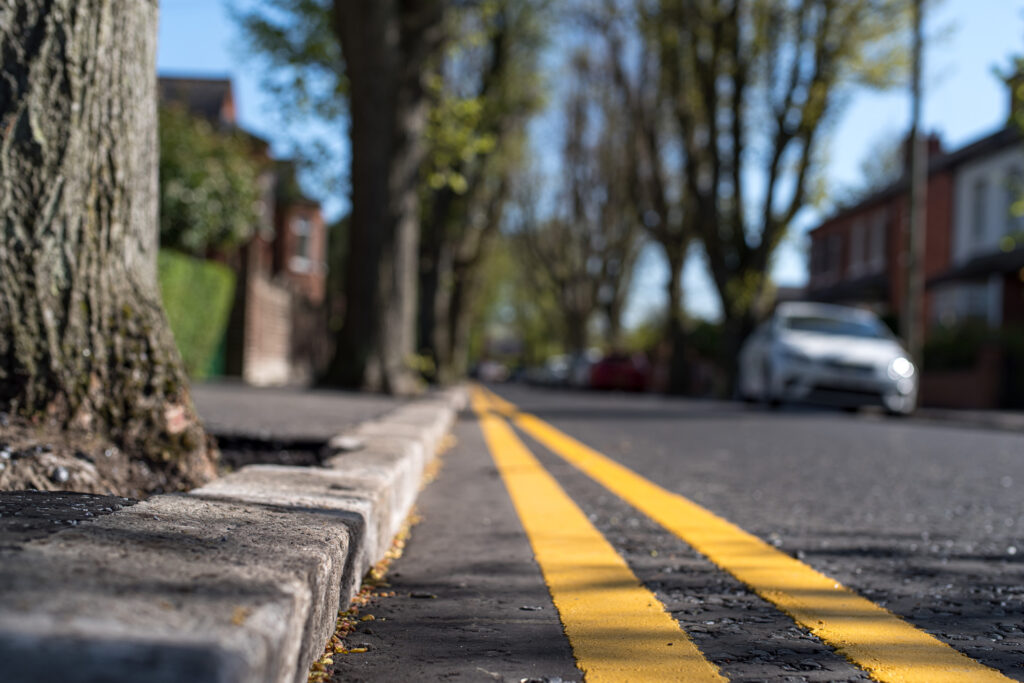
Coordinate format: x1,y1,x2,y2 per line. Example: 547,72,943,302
328,0,444,395
664,248,689,395
439,266,469,385
720,310,756,397
418,186,456,380
0,0,216,491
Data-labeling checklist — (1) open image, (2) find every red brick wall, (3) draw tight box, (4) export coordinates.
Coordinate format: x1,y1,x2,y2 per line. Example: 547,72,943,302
920,345,1003,409
808,169,954,337
1004,273,1024,325
886,171,954,328
243,273,292,386
276,204,327,304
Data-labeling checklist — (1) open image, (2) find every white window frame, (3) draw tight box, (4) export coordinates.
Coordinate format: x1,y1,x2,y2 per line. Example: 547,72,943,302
290,216,313,272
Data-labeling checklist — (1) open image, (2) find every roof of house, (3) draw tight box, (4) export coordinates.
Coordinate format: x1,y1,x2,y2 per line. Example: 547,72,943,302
928,243,1024,286
805,271,889,303
158,76,234,125
158,76,321,210
811,125,1022,234
274,161,322,209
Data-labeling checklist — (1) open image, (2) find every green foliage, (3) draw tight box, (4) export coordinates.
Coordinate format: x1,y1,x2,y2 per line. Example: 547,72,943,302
923,322,1024,407
232,0,346,198
623,310,721,360
687,319,722,361
157,250,236,379
640,0,913,329
923,320,995,371
472,233,564,366
423,0,547,198
425,91,496,194
232,0,343,116
158,105,262,254
623,311,665,353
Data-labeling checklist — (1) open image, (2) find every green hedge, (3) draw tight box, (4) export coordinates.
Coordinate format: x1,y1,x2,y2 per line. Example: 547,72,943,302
922,322,1024,406
922,321,990,371
157,250,236,379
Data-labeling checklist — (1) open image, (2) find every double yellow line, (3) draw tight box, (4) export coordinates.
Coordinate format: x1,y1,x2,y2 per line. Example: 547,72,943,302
470,385,1010,683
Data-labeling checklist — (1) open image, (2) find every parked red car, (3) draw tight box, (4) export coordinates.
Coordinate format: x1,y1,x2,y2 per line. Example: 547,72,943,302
589,353,650,392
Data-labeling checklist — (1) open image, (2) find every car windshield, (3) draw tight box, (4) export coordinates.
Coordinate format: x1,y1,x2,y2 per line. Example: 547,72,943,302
783,314,890,339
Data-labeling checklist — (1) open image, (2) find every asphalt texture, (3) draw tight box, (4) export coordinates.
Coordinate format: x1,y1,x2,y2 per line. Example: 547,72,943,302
330,412,582,683
332,384,1024,681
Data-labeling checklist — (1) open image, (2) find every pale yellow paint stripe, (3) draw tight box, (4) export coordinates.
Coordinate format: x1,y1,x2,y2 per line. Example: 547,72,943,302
469,387,724,683
480,385,1011,683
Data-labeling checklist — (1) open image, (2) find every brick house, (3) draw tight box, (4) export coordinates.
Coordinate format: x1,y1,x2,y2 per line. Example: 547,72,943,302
806,134,950,329
158,76,330,385
806,81,1024,408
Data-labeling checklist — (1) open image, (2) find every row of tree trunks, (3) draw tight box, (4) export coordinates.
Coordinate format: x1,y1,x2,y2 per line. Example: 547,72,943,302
328,0,444,395
0,0,216,491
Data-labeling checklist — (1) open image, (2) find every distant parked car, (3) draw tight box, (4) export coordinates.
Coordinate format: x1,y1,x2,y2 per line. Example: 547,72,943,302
568,350,602,389
525,355,571,387
476,360,509,383
590,352,650,392
737,302,917,414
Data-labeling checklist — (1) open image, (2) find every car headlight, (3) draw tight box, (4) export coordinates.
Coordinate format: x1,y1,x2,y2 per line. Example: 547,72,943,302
887,356,915,380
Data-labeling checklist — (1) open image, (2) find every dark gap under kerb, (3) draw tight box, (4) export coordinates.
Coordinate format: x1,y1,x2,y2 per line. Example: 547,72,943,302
212,433,330,469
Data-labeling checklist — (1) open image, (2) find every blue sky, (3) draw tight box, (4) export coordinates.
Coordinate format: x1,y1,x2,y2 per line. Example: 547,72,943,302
157,0,1024,324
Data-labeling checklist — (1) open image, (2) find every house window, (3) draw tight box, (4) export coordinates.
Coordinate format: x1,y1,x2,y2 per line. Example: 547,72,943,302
869,211,886,271
810,239,821,278
849,219,866,275
972,177,988,247
288,216,314,273
811,238,824,279
827,234,842,279
1006,167,1023,238
293,217,312,260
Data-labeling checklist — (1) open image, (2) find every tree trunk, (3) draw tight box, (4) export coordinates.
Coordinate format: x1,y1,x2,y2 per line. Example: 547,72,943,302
426,243,455,382
417,225,442,377
438,269,470,385
565,308,588,357
720,310,755,397
665,250,689,395
0,0,216,492
604,301,623,349
328,1,444,395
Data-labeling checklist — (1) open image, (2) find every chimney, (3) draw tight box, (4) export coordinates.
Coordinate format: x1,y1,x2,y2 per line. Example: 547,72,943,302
901,132,943,175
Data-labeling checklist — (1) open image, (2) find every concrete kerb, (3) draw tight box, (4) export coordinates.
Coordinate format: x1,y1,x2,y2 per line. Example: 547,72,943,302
0,385,468,683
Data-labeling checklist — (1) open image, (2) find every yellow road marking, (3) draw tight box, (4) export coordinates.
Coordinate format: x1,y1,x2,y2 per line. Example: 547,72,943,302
470,388,724,683
480,385,1011,683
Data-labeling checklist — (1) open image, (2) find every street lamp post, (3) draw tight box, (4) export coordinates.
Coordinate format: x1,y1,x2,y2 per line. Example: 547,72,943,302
903,0,927,367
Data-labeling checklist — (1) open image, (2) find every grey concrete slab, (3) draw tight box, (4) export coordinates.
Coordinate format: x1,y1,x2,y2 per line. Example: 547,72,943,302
0,490,135,548
0,386,466,683
192,465,400,595
325,437,429,548
0,494,355,683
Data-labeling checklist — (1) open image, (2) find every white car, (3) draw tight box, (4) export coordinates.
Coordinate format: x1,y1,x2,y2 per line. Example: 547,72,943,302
738,302,918,415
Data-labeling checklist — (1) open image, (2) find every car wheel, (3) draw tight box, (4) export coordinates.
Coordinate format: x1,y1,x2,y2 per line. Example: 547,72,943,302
733,376,755,404
762,364,781,409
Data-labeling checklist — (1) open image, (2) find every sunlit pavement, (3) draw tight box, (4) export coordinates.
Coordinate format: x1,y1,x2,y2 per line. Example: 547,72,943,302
332,383,1024,682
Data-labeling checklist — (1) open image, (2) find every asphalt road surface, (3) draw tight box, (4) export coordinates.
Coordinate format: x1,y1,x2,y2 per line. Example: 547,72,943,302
331,384,1024,682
